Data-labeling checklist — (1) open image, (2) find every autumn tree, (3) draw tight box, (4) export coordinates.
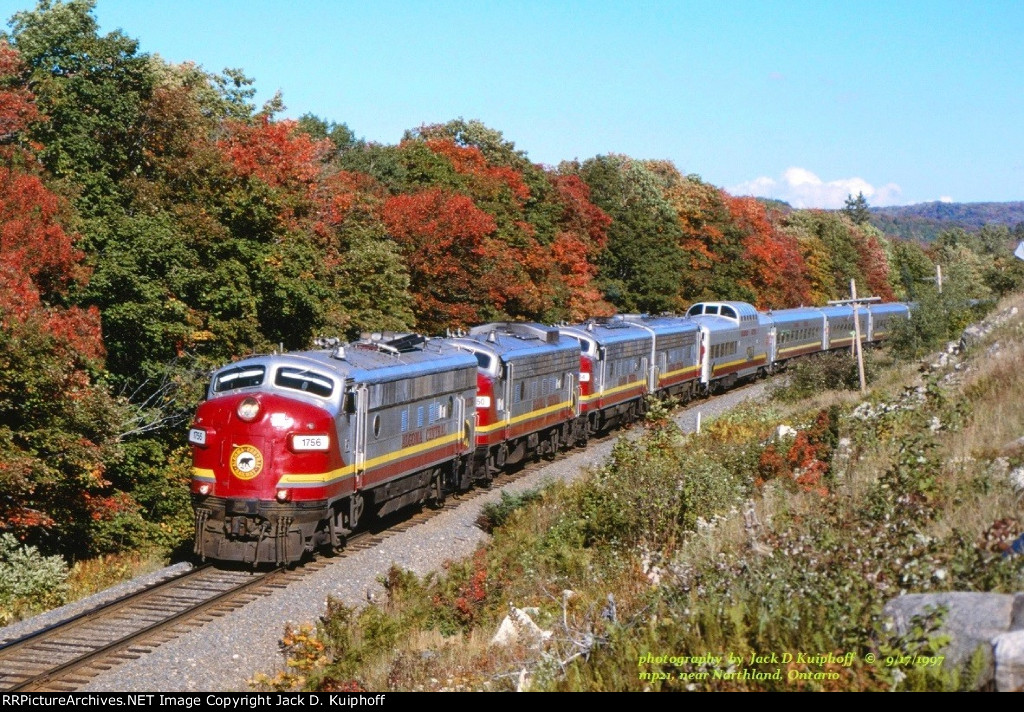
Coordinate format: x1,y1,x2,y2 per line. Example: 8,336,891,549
0,40,129,554
6,0,154,222
366,120,610,328
546,173,614,320
314,169,415,337
573,155,686,313
383,188,499,332
854,226,897,301
392,126,553,321
725,195,812,309
408,119,561,246
784,211,867,300
653,164,811,308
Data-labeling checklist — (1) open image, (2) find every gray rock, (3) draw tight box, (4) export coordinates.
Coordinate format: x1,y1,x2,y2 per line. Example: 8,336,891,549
883,592,1024,689
491,604,551,647
993,630,1024,692
961,325,986,350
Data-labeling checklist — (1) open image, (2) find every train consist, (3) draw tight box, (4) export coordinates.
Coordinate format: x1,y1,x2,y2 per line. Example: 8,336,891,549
189,300,910,565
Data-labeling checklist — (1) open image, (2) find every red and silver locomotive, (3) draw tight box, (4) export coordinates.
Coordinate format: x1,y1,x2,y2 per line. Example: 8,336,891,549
451,322,582,478
190,334,478,565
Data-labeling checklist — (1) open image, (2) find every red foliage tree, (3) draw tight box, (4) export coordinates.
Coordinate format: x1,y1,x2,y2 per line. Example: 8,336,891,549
383,188,500,332
0,44,102,362
0,43,114,546
220,116,324,188
548,173,614,319
0,43,38,143
424,139,530,204
218,116,331,232
727,195,812,309
854,229,896,301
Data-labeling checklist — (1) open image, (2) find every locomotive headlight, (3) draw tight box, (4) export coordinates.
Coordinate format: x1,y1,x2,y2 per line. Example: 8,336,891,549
275,488,290,502
237,397,260,422
475,396,491,408
198,484,211,495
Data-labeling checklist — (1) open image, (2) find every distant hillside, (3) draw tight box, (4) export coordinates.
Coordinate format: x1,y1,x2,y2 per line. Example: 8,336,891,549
871,201,1024,242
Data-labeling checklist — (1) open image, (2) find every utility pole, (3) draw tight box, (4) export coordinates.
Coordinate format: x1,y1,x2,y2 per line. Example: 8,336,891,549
828,279,880,393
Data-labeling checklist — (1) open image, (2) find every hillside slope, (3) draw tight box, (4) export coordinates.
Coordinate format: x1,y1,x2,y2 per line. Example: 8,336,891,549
871,201,1024,241
249,292,1024,692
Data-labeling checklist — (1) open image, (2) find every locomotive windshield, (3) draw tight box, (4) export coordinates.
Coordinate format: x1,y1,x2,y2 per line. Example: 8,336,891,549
213,365,266,392
274,367,335,397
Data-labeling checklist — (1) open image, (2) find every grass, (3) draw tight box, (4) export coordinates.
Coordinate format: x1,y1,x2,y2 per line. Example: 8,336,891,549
66,551,169,602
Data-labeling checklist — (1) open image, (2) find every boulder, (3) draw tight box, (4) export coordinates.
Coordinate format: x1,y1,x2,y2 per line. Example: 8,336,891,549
491,604,552,647
993,630,1024,692
883,592,1024,689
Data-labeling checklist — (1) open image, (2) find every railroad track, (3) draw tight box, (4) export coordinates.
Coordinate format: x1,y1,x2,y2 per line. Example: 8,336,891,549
0,564,289,692
0,431,600,692
0,387,742,692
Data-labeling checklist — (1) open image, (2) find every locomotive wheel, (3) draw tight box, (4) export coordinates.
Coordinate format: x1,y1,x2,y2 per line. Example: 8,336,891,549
349,493,365,530
544,431,558,460
428,469,446,509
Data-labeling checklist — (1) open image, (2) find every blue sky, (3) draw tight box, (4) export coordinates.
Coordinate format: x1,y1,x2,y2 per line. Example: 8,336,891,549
2,0,1023,208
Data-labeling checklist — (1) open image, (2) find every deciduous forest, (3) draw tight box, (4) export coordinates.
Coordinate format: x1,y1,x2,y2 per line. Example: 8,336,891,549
1,0,1022,585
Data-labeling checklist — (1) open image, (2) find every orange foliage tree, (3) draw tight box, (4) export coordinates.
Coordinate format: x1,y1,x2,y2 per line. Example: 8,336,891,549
383,188,501,332
377,124,612,329
726,195,812,309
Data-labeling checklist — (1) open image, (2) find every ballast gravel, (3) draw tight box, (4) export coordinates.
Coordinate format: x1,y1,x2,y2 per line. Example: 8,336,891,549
2,383,767,692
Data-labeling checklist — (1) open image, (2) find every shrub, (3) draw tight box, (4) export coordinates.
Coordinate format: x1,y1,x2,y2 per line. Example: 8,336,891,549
771,350,877,402
887,288,990,358
0,533,69,625
476,487,544,534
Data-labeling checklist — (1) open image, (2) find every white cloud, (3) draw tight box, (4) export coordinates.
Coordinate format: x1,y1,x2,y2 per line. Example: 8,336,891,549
939,196,953,203
728,167,903,209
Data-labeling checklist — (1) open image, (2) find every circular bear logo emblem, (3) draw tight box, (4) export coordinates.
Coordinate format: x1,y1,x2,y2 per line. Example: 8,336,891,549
229,445,264,480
